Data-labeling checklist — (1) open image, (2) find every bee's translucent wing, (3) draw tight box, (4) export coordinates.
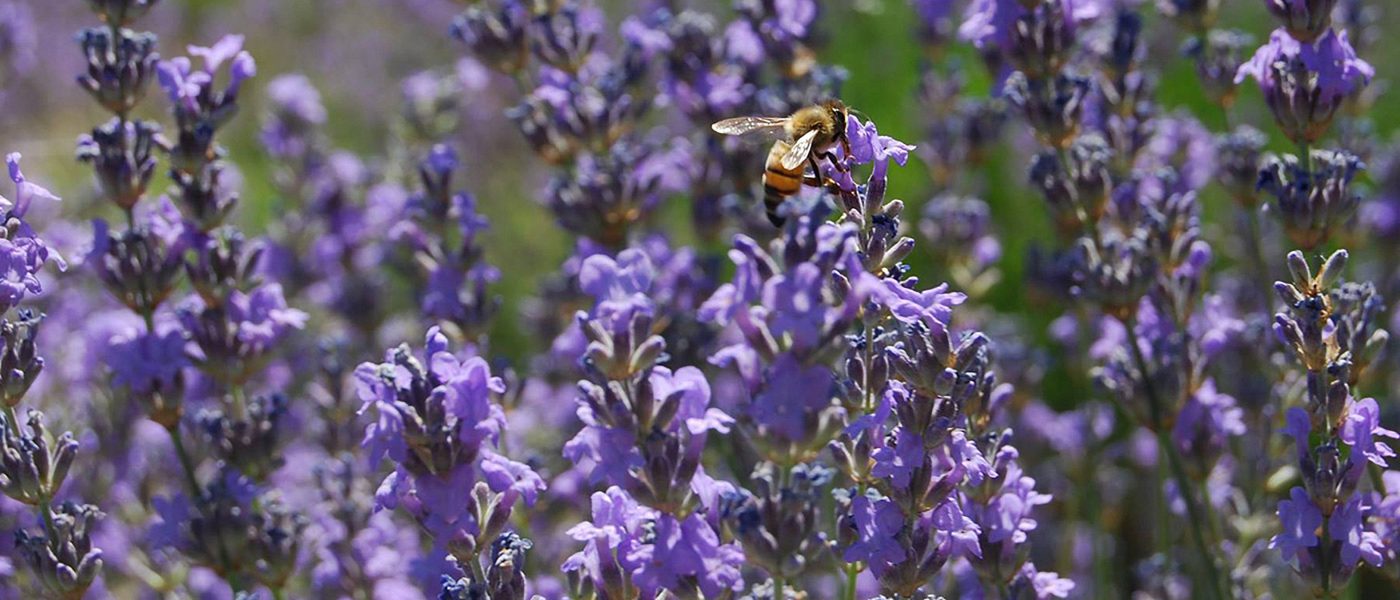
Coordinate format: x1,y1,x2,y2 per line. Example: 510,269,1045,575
711,116,790,138
781,129,818,171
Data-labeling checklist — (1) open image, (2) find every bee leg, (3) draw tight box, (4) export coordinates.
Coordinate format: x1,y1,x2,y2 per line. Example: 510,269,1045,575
805,156,833,188
819,149,846,172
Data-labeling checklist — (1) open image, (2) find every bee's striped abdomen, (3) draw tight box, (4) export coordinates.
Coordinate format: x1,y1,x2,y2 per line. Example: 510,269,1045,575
762,141,805,226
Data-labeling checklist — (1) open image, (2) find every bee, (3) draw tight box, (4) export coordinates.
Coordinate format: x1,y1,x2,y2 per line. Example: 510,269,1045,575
711,100,851,226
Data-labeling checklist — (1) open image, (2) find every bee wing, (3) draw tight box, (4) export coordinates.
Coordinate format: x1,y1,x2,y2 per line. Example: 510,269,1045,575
780,129,819,171
711,116,790,138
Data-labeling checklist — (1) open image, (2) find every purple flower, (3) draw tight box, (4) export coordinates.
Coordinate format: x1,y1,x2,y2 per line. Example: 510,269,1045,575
579,249,653,305
434,353,508,449
0,2,36,77
356,327,525,546
749,353,834,441
627,513,744,597
839,115,916,190
261,74,326,159
265,74,326,126
1172,379,1245,458
1271,486,1323,563
723,20,764,65
1264,0,1341,43
563,414,642,486
1237,28,1372,101
653,366,733,437
312,511,424,599
356,364,407,467
156,58,202,112
383,462,479,539
929,498,982,561
1330,494,1384,568
980,461,1052,557
913,0,956,33
226,283,309,353
1282,407,1312,463
939,429,995,487
876,278,966,332
188,35,248,75
1340,397,1399,469
843,493,907,577
763,263,828,351
1019,563,1076,599
1192,294,1246,359
1235,28,1372,143
959,0,1100,52
1135,113,1216,196
564,487,653,591
4,153,60,218
0,154,63,312
480,450,546,507
698,237,768,326
104,328,188,395
846,380,900,437
872,428,924,489
846,116,916,168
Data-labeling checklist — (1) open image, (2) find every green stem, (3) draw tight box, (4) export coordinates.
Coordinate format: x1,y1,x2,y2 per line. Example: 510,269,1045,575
1124,320,1230,600
3,404,19,438
167,424,202,498
37,494,58,549
1242,207,1268,301
467,551,486,584
1081,446,1112,600
1299,142,1313,173
842,564,859,600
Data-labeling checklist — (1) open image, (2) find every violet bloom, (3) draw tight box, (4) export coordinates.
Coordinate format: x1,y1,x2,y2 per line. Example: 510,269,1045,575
701,219,872,450
1264,0,1338,43
227,283,308,354
627,512,745,597
842,493,907,577
959,0,1100,53
565,365,732,488
1172,379,1245,461
357,328,543,560
871,428,924,490
1235,28,1372,144
978,460,1053,559
261,73,327,161
959,0,1100,79
1330,494,1384,568
0,155,64,314
1017,563,1077,599
1339,397,1399,472
563,487,652,597
928,499,982,562
0,2,35,79
1135,113,1217,197
158,35,256,117
1272,487,1323,565
103,328,188,396
311,511,426,599
912,0,957,47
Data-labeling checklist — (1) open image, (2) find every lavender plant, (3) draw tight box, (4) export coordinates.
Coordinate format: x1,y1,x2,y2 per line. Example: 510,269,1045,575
4,0,1400,597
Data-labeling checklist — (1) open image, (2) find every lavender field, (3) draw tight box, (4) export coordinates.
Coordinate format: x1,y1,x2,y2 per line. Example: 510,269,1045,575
1,0,1399,598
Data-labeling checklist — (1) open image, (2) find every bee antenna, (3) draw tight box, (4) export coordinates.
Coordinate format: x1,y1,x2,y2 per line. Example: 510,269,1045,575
849,107,869,121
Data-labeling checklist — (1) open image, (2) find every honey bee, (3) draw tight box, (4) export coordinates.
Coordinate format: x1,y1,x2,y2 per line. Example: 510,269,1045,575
711,100,851,226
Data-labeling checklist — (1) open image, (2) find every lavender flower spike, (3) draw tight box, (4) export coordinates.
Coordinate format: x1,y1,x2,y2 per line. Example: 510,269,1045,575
1235,28,1373,145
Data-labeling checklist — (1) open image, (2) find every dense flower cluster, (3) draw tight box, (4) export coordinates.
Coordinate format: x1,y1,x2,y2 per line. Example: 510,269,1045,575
1,0,1399,598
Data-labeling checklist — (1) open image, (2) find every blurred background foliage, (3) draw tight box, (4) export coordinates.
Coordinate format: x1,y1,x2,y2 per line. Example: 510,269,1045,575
7,0,1398,406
